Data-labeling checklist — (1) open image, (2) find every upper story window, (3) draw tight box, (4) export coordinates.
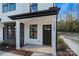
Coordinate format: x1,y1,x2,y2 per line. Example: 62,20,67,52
30,3,38,12
2,3,16,13
2,3,8,13
9,3,16,11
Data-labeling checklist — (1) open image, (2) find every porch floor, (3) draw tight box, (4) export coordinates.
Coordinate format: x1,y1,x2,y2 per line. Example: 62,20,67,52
20,44,52,55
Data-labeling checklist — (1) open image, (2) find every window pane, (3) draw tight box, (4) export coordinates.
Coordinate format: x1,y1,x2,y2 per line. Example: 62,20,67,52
29,25,37,39
2,3,8,13
30,3,38,12
9,3,16,11
31,6,37,12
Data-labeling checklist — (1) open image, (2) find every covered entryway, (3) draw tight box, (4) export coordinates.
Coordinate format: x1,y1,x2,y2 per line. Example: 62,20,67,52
43,25,51,45
3,22,24,47
8,7,60,56
21,44,52,55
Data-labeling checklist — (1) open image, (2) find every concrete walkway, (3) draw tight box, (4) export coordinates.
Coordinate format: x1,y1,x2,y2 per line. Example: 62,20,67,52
0,50,51,56
0,44,52,56
59,35,79,56
21,44,52,56
0,51,20,56
31,52,51,56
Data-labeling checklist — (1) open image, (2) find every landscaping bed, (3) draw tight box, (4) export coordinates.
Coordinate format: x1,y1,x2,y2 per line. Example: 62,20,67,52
0,42,33,56
57,37,77,56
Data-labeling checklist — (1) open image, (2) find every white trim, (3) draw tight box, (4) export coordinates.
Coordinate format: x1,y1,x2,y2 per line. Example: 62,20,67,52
16,21,20,49
52,15,56,56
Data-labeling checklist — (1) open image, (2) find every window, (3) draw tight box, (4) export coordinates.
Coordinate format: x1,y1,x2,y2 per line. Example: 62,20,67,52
2,3,8,13
9,3,16,11
2,3,16,13
29,25,37,39
30,3,38,12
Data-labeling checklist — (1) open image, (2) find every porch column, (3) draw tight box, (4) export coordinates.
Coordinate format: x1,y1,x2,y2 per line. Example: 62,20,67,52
0,23,4,42
52,15,57,56
16,21,20,49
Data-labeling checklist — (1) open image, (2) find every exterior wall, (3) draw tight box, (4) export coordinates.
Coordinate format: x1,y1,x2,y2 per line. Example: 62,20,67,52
0,23,3,42
0,3,54,44
23,15,56,45
0,3,53,21
0,3,30,21
38,3,53,11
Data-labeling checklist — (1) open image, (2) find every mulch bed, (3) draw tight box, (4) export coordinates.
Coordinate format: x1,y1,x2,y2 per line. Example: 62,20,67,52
10,49,33,56
0,45,33,56
57,38,77,56
57,48,77,56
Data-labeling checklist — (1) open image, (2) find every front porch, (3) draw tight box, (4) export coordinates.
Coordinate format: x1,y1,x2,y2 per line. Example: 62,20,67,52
0,7,59,56
21,44,52,55
0,15,57,56
0,15,56,56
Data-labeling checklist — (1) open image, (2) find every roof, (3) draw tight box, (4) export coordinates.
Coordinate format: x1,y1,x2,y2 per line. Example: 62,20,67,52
8,7,60,20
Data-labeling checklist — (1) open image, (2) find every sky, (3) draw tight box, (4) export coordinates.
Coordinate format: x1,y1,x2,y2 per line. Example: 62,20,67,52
56,3,79,21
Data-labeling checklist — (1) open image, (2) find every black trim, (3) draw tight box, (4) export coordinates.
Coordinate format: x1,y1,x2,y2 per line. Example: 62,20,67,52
8,7,60,20
0,18,1,21
56,9,59,55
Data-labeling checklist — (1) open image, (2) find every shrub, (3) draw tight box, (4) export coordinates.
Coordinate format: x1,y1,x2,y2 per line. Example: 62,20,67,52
57,37,68,51
0,41,9,47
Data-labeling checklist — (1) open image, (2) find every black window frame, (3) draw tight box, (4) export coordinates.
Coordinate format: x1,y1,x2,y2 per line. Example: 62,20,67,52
30,3,38,12
2,3,8,13
9,3,16,11
29,24,37,39
2,3,16,13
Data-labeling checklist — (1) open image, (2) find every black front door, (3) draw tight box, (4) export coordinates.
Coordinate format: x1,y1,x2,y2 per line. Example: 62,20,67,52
43,25,51,45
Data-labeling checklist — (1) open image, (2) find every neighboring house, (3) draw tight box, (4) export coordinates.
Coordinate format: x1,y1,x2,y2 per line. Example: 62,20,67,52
0,3,59,55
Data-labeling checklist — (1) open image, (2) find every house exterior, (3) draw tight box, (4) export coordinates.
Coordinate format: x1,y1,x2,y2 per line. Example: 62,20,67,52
0,3,59,55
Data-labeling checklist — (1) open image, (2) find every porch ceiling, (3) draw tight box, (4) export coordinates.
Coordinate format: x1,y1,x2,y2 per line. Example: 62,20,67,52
8,7,60,20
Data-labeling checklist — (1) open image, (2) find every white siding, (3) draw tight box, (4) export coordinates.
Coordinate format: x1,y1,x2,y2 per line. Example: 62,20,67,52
0,3,30,21
38,3,53,11
23,15,56,45
0,3,55,44
0,23,3,42
0,3,54,21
